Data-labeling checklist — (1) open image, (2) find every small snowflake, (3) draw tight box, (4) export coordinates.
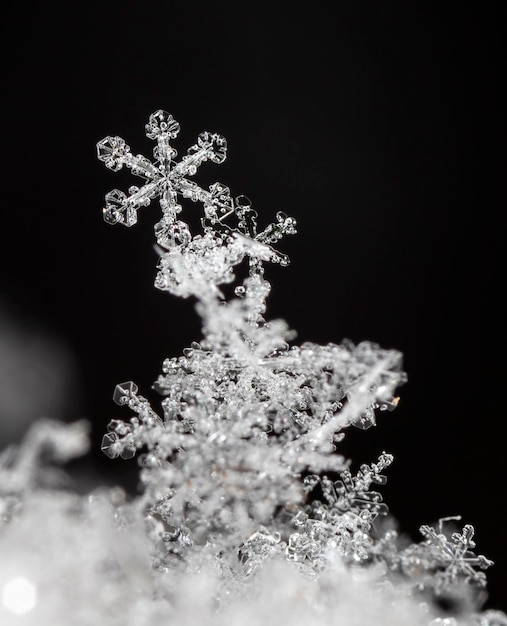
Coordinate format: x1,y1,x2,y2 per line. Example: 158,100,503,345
419,523,493,588
97,110,296,265
97,110,227,229
400,519,494,594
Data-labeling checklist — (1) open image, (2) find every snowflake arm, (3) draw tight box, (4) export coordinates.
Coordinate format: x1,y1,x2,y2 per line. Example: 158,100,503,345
321,451,393,519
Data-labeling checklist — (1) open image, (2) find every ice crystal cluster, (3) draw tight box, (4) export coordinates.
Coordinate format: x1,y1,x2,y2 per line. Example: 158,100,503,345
0,112,505,626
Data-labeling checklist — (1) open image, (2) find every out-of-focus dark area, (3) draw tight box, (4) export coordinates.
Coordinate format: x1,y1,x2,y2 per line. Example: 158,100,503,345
1,0,504,611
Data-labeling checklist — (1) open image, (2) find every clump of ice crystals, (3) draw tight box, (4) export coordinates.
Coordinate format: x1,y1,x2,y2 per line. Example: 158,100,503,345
0,111,504,625
97,110,406,561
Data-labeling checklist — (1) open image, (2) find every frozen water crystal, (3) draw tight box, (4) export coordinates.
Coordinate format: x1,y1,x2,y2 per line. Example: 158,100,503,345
100,432,120,459
112,381,138,406
145,109,180,141
0,106,504,626
399,519,494,595
96,113,412,574
97,111,296,299
321,452,393,519
97,110,230,232
0,108,491,626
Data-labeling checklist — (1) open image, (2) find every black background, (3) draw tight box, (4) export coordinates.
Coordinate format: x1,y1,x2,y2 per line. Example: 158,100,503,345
1,0,505,612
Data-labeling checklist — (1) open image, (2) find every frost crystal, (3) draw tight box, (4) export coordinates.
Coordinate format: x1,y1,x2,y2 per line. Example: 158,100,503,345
93,112,506,625
0,110,503,626
400,519,494,594
97,110,295,302
97,110,226,229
